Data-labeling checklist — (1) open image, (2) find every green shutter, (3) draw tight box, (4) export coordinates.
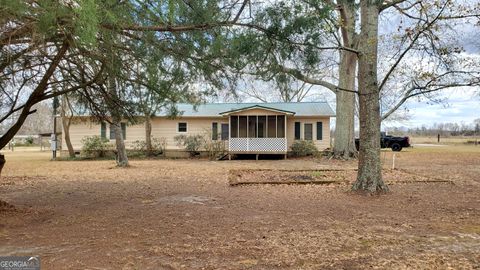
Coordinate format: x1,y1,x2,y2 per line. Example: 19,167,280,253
294,122,301,140
212,122,218,140
101,122,106,139
316,122,323,140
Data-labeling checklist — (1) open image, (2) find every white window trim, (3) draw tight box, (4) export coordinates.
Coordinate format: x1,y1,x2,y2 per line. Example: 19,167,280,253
177,122,188,133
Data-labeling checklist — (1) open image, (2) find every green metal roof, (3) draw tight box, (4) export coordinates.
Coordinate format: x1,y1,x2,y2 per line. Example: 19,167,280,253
159,102,335,117
219,105,296,115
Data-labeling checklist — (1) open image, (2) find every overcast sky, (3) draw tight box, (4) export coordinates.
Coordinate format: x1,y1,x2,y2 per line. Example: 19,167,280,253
385,89,479,128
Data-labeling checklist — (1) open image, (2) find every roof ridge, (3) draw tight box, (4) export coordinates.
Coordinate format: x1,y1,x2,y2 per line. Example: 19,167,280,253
176,101,328,105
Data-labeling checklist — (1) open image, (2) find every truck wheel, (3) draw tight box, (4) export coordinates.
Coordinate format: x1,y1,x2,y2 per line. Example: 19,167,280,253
391,143,402,152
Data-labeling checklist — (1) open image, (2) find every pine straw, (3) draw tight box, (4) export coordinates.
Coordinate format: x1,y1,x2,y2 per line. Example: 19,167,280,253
0,200,16,212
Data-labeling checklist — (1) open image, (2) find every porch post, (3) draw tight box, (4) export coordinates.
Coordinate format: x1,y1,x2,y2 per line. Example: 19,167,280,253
256,116,258,138
275,115,278,138
265,115,268,138
246,116,249,151
228,116,231,153
285,115,288,152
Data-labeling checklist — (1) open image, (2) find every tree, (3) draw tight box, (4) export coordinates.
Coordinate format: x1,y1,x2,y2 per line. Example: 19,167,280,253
60,95,75,158
225,1,360,158
351,0,387,193
351,0,480,192
237,74,320,103
1,0,251,169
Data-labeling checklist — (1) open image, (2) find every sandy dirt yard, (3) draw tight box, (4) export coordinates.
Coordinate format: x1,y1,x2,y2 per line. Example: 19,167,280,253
0,146,479,269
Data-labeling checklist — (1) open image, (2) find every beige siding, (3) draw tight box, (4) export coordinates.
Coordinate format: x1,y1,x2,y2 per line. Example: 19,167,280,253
63,115,330,151
63,117,228,151
150,117,228,150
62,120,145,150
286,116,331,150
62,120,101,150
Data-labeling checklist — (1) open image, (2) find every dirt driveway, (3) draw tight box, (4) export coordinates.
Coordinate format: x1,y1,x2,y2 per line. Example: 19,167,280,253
1,147,479,269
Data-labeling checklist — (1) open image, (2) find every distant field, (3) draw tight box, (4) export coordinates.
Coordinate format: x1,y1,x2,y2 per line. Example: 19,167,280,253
409,135,479,145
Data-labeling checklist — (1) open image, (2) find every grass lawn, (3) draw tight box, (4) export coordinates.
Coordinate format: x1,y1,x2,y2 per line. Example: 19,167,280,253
1,145,479,269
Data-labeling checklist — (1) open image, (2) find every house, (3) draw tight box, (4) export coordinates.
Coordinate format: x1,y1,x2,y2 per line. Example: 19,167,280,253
61,102,335,158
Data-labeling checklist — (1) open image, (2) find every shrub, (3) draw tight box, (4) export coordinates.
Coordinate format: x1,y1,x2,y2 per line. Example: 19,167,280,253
290,140,318,157
25,136,34,145
81,136,111,158
174,134,204,157
203,139,227,160
131,137,166,156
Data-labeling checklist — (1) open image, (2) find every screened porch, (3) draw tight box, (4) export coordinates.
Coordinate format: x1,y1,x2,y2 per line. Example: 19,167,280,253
228,115,287,153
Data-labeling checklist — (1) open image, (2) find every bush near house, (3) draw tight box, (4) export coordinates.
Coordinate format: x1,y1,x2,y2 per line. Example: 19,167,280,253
81,136,112,158
174,134,204,157
203,139,227,160
131,137,166,156
25,136,34,145
290,140,318,157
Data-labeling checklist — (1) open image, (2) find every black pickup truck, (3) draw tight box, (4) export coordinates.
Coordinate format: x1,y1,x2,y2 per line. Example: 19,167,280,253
355,132,411,152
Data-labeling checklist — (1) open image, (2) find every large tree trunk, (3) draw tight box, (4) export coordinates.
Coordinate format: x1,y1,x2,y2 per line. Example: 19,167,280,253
333,51,357,159
333,0,357,159
61,96,75,158
352,0,388,193
145,114,153,156
0,154,5,177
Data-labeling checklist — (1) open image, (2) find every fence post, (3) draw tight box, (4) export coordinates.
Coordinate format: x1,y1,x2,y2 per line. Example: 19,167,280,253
392,153,396,170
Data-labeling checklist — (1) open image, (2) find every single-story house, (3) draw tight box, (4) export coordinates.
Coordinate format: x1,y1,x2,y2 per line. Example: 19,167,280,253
61,102,335,157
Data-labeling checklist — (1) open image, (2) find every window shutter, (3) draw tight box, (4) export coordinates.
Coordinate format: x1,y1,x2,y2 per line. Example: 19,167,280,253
316,122,323,140
101,122,106,139
294,122,301,140
212,122,218,140
121,123,126,139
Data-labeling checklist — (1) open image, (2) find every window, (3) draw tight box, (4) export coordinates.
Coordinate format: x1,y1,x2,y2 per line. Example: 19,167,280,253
221,124,229,140
178,122,187,133
316,122,323,140
109,123,126,139
109,124,115,139
294,122,301,140
267,116,276,138
304,123,313,140
101,122,106,139
212,122,218,140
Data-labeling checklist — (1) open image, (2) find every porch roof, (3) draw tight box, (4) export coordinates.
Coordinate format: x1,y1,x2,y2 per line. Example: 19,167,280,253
219,105,295,116
158,102,335,117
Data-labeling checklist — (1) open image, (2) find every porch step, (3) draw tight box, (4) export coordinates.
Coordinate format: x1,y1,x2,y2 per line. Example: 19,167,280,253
216,154,229,161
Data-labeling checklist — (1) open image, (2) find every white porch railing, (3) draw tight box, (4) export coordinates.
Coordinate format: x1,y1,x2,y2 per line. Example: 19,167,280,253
229,138,287,152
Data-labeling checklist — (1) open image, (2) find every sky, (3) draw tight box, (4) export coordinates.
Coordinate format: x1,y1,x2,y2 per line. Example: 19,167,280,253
385,89,480,128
